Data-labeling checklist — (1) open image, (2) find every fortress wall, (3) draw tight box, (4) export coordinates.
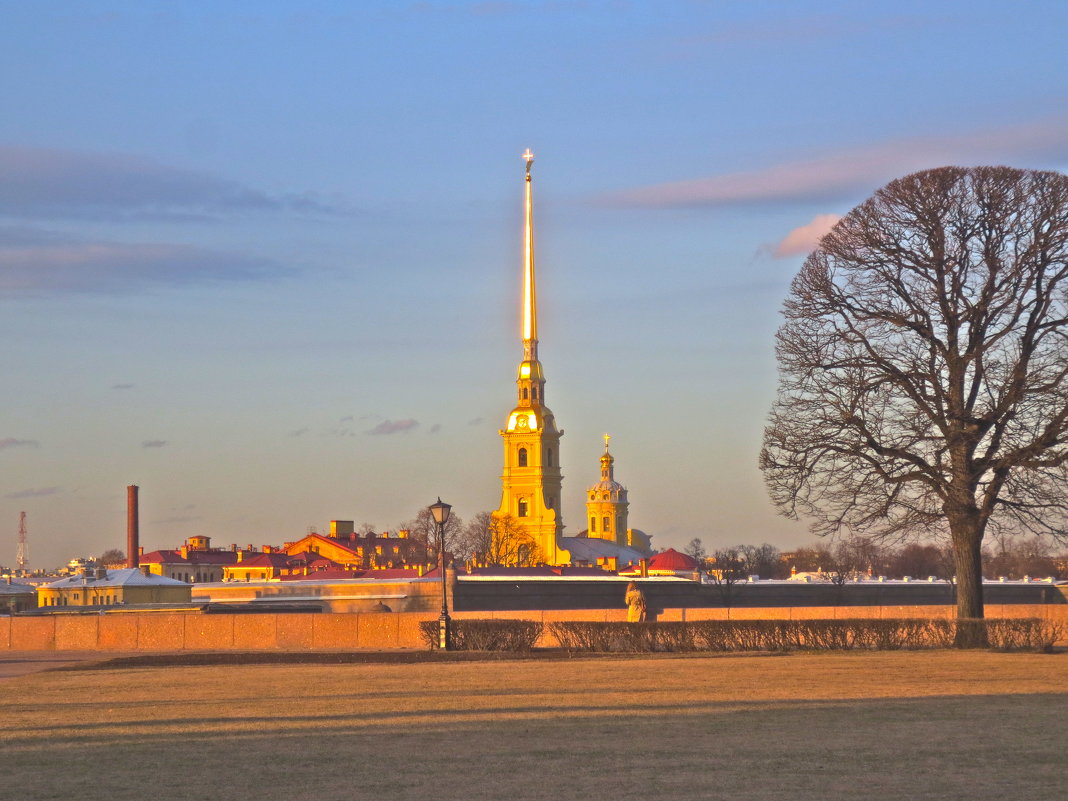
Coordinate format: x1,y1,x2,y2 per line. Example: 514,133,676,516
4,603,1065,652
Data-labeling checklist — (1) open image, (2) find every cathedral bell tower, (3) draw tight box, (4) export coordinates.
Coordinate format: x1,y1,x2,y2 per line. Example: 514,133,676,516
586,434,629,547
494,150,566,565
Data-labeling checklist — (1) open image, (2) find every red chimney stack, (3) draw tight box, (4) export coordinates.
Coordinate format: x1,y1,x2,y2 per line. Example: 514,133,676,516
127,485,139,568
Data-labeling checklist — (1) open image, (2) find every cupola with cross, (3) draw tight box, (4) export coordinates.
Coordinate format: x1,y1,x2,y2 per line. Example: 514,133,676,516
585,434,630,546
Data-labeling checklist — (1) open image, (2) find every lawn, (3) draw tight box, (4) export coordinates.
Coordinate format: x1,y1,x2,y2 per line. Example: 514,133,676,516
1,650,1064,800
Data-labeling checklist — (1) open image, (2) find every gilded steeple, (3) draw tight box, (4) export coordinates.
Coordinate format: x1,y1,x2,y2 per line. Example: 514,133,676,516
523,148,537,357
496,149,566,565
514,148,546,413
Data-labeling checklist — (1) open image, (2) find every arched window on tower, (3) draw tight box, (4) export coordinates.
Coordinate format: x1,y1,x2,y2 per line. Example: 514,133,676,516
518,499,528,518
532,386,538,400
522,388,528,400
518,447,528,467
590,517,596,532
603,516,611,532
546,448,553,467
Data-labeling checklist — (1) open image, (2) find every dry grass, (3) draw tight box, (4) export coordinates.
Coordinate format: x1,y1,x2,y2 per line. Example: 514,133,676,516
1,651,1064,800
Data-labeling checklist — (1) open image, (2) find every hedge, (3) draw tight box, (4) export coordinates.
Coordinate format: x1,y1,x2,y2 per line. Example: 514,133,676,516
547,618,1061,653
419,618,543,651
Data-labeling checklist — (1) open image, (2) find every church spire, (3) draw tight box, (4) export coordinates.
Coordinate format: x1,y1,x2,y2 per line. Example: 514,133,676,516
522,149,538,361
496,149,565,565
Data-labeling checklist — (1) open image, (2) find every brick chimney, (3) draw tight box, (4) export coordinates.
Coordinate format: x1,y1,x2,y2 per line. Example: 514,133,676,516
126,485,139,568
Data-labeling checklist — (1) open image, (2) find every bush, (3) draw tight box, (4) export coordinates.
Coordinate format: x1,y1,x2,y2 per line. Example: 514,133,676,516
418,618,543,651
546,618,1058,653
979,618,1062,652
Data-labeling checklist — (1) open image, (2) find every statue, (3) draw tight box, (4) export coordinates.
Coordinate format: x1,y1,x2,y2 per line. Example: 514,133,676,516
625,581,647,623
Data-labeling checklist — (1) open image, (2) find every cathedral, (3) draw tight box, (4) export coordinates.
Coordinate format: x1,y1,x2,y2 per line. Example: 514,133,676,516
492,151,652,567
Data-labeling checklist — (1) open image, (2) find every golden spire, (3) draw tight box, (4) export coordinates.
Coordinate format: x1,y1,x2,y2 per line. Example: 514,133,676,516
603,432,611,452
522,148,537,360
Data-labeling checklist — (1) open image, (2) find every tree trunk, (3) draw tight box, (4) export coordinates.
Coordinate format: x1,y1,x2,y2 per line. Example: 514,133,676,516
950,525,987,648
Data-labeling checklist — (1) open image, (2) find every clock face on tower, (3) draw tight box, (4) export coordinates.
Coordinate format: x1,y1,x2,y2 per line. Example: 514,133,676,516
516,415,528,429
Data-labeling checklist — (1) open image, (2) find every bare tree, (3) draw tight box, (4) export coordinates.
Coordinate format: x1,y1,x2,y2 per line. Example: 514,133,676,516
708,547,748,607
455,511,494,564
484,514,542,567
99,549,125,568
737,543,782,579
683,537,707,565
833,535,889,578
760,166,1068,645
401,506,464,565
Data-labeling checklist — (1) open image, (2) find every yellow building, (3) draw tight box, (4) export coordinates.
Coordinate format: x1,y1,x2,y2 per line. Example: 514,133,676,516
494,150,568,566
38,567,192,607
586,435,629,547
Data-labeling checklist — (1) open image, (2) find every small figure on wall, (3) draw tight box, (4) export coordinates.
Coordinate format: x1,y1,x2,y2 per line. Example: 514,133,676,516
625,581,647,623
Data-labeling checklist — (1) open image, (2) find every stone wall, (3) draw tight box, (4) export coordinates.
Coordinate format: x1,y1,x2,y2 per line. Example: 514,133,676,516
3,603,1066,651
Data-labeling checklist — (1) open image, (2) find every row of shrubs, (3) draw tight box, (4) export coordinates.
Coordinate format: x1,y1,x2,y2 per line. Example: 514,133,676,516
549,618,1062,652
419,619,544,652
421,617,1061,652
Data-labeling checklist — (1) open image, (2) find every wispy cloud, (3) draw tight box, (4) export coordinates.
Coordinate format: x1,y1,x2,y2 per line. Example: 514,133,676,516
468,417,484,426
289,427,310,437
112,383,135,390
603,117,1068,208
678,13,930,48
4,486,60,499
0,226,289,297
0,145,345,222
429,423,441,434
142,439,168,448
367,419,419,436
770,214,842,258
0,437,39,451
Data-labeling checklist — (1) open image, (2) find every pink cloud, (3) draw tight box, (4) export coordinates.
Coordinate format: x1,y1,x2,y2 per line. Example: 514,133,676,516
0,437,39,451
368,419,419,436
603,116,1068,208
773,214,842,258
4,486,60,500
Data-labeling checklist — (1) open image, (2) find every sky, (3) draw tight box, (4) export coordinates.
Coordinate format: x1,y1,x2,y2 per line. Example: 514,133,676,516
3,0,1068,569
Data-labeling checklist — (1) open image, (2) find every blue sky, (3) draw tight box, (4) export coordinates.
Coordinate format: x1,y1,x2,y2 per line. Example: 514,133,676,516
3,0,1067,568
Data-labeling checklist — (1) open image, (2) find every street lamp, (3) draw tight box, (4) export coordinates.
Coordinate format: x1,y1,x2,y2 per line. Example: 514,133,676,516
429,497,452,650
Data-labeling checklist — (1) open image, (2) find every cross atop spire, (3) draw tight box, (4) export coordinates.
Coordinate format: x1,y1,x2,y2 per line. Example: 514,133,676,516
604,433,611,452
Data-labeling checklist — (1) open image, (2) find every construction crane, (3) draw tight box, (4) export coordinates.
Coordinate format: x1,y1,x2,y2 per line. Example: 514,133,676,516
16,511,28,572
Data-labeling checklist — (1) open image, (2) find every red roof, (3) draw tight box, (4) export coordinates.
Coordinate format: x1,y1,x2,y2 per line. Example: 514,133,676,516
280,568,362,581
139,549,239,566
648,548,698,571
230,552,292,569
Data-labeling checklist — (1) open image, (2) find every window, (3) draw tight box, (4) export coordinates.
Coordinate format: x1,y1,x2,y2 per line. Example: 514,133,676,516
522,388,528,400
532,386,538,400
590,517,597,532
603,517,611,532
518,447,528,467
546,448,553,467
518,499,528,518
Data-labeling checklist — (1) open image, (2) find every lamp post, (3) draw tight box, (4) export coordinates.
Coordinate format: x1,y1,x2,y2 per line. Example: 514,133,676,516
429,497,452,650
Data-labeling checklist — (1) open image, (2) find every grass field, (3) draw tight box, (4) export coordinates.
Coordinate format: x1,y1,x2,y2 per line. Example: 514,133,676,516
1,650,1064,801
